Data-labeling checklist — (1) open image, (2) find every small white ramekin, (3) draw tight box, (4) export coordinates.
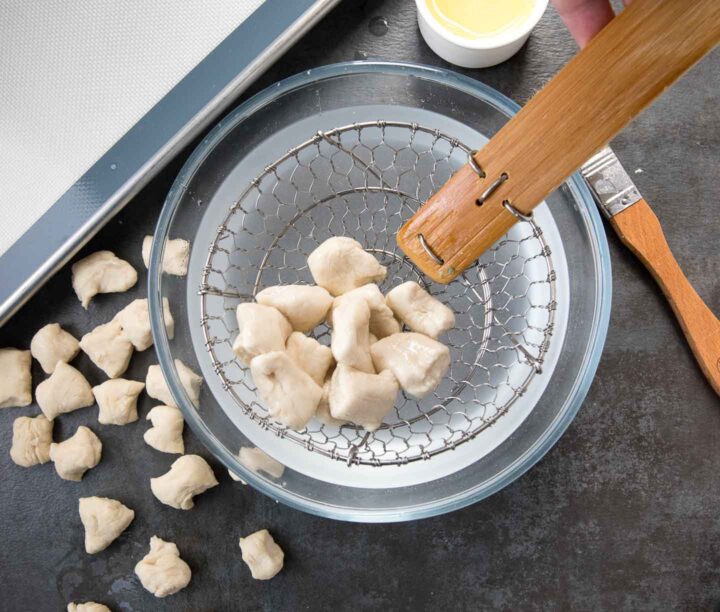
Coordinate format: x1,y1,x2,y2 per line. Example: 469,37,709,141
416,0,548,68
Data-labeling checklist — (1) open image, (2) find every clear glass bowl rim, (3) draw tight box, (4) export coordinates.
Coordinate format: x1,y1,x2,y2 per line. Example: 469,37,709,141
149,60,612,523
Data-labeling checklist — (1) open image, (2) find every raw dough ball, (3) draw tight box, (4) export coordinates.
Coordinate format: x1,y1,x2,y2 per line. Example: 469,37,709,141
49,426,102,481
307,237,386,296
10,414,53,467
146,360,203,407
315,377,345,426
79,496,135,554
330,295,374,373
135,536,192,597
114,297,174,351
30,323,80,373
80,320,134,378
142,235,190,276
285,331,334,386
36,361,94,420
371,332,451,399
329,283,401,339
385,281,455,338
239,529,284,580
150,454,218,510
144,405,184,454
230,447,285,481
250,351,322,431
72,251,137,308
255,285,333,332
92,378,145,425
0,348,32,408
329,364,398,431
232,303,292,366
67,603,111,612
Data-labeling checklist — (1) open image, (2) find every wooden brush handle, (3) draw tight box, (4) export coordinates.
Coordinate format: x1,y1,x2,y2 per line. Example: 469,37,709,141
398,0,720,283
611,200,720,396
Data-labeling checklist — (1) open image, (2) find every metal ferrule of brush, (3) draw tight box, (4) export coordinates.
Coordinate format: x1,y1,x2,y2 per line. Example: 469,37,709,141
581,146,642,218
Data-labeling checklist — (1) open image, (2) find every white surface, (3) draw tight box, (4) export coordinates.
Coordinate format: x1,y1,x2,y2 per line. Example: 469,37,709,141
415,0,547,68
0,0,264,256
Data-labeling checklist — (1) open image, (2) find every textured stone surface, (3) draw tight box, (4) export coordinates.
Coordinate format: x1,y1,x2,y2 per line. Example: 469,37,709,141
1,1,718,610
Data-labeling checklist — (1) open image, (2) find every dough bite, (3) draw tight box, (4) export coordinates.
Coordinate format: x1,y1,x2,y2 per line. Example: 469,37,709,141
250,351,322,431
67,603,110,612
114,297,174,351
285,332,334,386
255,284,333,332
144,405,184,454
10,415,53,467
232,303,292,366
80,320,134,379
329,364,398,431
72,251,137,308
79,496,135,554
315,377,345,426
307,237,386,296
150,454,218,510
142,235,190,276
36,361,94,421
330,295,374,373
239,529,284,580
371,333,451,399
49,426,102,481
234,447,285,480
92,378,145,425
330,283,401,339
146,360,203,407
0,348,32,408
385,281,455,338
30,323,80,373
135,536,192,597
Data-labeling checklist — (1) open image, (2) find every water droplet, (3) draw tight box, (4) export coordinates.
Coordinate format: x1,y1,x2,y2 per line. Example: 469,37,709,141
110,163,117,170
369,16,388,36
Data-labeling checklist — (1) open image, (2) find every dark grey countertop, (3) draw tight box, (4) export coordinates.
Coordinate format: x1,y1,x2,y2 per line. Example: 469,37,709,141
1,1,719,610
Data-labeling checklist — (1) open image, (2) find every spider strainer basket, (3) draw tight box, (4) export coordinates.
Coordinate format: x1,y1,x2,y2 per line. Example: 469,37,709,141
149,62,611,521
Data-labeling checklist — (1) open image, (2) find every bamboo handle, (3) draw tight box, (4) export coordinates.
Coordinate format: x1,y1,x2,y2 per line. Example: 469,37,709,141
612,200,720,396
398,0,720,283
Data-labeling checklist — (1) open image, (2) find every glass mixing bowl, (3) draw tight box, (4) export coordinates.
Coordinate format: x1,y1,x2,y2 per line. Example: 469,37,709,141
148,61,611,522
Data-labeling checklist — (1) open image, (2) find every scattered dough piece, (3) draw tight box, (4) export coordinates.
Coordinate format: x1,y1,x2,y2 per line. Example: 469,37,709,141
385,281,455,338
330,295,374,373
49,426,102,481
135,536,192,597
114,297,174,351
371,333,451,399
232,303,292,366
36,361,94,420
239,529,284,580
330,284,401,339
142,235,190,276
146,360,203,407
255,285,333,332
307,237,386,296
251,351,322,430
329,364,398,431
30,323,80,373
144,405,184,454
67,603,111,612
285,332,334,386
79,496,135,554
80,320,134,378
72,251,137,308
92,378,145,425
10,415,53,467
0,348,32,408
315,377,345,426
151,454,218,510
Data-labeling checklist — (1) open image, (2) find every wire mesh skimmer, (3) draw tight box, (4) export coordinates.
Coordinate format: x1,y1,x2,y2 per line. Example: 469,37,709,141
199,120,556,467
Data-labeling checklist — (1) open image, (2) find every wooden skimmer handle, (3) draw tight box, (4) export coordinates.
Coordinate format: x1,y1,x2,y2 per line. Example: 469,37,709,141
398,0,720,283
611,199,720,396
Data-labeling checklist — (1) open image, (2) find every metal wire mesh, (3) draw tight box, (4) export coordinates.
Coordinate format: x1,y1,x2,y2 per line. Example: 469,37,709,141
199,121,557,466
